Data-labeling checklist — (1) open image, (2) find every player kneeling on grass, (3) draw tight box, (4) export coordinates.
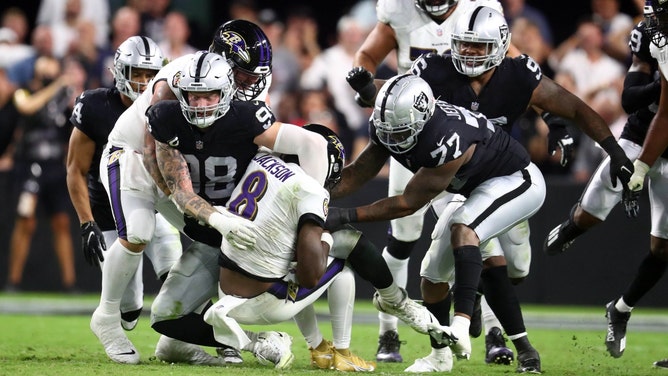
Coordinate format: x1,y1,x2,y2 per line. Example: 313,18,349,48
203,124,440,371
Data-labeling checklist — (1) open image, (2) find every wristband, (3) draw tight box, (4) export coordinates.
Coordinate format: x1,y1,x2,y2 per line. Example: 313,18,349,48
208,211,225,230
320,232,334,249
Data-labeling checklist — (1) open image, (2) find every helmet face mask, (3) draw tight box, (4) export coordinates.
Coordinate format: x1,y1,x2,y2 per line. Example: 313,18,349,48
373,74,435,154
645,0,668,48
451,6,510,77
415,0,458,17
209,19,272,101
113,36,165,101
177,51,236,129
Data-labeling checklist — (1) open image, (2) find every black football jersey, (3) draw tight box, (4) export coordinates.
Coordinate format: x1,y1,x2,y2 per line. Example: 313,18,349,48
411,53,542,133
370,101,530,197
69,87,126,223
147,99,275,246
621,21,668,159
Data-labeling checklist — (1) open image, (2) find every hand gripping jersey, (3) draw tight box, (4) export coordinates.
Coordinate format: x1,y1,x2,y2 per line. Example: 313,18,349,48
410,53,542,132
377,0,503,73
370,100,530,196
146,99,275,245
69,87,128,230
221,151,329,279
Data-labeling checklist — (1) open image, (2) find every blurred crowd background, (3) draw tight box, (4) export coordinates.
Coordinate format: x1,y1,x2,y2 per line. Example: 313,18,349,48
0,0,648,292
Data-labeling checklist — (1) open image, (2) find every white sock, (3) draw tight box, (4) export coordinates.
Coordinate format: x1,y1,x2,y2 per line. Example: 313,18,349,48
293,305,323,349
328,268,355,349
451,315,470,334
379,248,408,333
481,295,503,335
376,283,403,306
615,297,634,313
99,239,143,315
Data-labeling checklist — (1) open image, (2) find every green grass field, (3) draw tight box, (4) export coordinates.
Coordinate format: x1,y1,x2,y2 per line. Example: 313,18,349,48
1,293,668,375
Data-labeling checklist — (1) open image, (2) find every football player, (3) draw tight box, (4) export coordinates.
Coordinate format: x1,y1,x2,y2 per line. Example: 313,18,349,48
66,36,236,365
150,51,443,369
344,0,520,364
326,73,547,372
90,21,304,365
400,6,634,373
542,1,668,368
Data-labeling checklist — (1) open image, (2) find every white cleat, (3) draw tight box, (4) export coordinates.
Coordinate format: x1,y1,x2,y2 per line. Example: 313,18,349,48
446,323,471,360
90,308,140,364
155,335,227,366
404,348,453,373
253,331,295,369
373,288,438,334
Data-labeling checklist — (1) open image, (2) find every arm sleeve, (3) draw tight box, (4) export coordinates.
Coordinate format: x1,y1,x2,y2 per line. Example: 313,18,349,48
621,71,660,114
273,123,329,187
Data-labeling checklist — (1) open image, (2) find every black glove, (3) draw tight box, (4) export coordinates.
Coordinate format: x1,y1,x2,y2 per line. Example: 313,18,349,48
622,186,640,219
347,67,376,107
81,221,106,267
542,113,574,167
325,207,358,232
600,136,634,188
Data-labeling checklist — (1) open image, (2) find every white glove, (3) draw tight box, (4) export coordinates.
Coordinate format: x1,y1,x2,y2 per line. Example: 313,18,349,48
627,159,650,192
208,209,257,250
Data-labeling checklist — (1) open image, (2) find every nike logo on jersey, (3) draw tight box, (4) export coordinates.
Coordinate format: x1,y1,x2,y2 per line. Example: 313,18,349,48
436,135,446,146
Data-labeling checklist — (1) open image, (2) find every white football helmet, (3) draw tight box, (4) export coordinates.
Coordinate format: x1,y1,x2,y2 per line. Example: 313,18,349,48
112,36,165,101
451,6,510,77
372,74,435,154
177,51,236,128
415,0,458,17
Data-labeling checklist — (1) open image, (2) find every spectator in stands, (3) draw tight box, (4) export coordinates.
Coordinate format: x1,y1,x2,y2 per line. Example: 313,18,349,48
502,0,554,48
159,11,197,61
5,55,80,293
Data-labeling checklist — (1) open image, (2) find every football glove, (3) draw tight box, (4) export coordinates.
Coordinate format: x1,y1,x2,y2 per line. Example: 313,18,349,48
208,209,257,250
346,67,376,107
325,207,358,232
600,136,634,189
81,221,106,268
622,159,649,219
542,113,574,167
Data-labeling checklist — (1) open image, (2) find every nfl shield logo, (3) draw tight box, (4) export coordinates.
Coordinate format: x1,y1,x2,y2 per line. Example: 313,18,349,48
437,28,443,37
196,140,203,150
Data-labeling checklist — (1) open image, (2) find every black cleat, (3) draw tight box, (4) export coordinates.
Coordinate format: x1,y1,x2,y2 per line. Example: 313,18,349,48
485,327,514,365
516,348,541,374
654,359,668,369
605,300,631,358
376,330,404,363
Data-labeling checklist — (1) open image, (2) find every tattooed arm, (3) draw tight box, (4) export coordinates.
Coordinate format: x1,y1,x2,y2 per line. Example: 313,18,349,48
143,80,178,195
155,140,216,224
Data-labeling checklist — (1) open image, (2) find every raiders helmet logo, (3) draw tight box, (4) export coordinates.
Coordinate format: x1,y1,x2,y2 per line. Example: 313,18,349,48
221,31,251,63
499,24,510,46
172,71,181,88
413,92,429,113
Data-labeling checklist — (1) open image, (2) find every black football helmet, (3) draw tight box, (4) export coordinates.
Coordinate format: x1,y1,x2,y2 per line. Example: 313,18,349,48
209,19,272,101
302,124,346,190
415,0,458,17
645,0,668,48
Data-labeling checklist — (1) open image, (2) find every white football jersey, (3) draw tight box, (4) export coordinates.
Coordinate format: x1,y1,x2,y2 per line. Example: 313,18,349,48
378,0,503,73
107,54,192,150
223,152,329,279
